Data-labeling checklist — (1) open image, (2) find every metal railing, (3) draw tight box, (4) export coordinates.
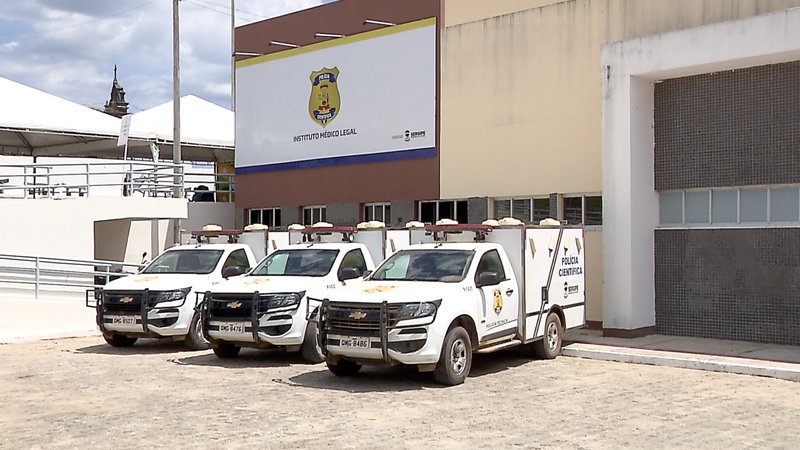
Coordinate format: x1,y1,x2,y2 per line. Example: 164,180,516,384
183,169,235,202
0,253,145,299
0,161,184,199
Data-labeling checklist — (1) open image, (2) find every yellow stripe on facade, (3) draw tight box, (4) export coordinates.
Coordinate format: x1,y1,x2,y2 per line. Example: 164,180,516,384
236,17,436,69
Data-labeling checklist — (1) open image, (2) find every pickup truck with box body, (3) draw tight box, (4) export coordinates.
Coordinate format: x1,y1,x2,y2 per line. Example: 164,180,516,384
87,227,268,349
317,219,586,385
201,223,392,362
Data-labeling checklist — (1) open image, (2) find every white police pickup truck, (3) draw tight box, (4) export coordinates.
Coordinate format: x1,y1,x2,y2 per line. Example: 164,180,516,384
201,224,390,362
89,228,260,349
317,219,586,385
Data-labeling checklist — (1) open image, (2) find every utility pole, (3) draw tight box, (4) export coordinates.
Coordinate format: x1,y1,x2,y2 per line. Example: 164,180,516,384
172,0,182,245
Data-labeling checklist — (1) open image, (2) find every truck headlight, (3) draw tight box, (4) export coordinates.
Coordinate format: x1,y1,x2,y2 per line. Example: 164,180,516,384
396,300,440,320
264,291,305,311
152,288,190,304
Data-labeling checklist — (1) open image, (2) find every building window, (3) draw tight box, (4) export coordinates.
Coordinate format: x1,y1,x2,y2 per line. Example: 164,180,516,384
493,197,551,223
419,200,468,224
248,208,281,227
563,195,603,226
364,202,391,223
659,185,800,226
302,205,326,225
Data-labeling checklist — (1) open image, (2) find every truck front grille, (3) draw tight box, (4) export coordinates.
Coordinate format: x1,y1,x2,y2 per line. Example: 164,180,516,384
326,303,402,336
207,293,291,320
103,291,145,313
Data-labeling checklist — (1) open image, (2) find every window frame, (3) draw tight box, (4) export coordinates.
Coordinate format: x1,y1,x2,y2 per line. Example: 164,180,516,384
302,205,327,226
248,207,281,228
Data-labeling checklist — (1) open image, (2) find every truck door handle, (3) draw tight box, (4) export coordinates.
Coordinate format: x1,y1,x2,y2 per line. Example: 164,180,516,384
505,288,514,296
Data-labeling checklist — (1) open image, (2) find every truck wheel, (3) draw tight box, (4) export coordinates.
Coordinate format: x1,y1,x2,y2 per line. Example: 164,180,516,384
433,326,472,386
185,312,210,351
300,321,324,363
326,359,361,377
103,333,137,347
532,312,563,359
212,342,241,359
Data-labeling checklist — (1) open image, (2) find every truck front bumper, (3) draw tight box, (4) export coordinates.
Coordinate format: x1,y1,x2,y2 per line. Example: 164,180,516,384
320,300,445,366
94,289,192,338
201,292,312,349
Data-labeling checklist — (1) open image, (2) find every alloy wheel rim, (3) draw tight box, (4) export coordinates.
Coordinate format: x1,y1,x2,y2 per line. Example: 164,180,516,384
547,322,559,350
451,338,467,374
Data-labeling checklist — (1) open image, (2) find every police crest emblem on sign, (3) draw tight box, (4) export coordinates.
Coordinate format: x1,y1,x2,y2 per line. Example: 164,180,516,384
308,67,340,127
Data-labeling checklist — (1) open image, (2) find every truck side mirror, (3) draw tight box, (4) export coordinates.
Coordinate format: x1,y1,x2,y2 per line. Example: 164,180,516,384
222,265,247,279
476,271,501,287
339,267,362,281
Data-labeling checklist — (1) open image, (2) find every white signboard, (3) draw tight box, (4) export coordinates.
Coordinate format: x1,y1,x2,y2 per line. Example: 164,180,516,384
235,18,436,172
117,114,132,147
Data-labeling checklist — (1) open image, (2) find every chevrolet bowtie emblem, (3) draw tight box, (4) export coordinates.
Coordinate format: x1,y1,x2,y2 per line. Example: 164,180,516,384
227,301,242,309
120,296,133,304
349,311,367,320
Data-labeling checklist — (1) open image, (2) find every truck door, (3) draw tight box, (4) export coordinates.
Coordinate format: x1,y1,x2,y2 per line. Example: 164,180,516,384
475,249,519,341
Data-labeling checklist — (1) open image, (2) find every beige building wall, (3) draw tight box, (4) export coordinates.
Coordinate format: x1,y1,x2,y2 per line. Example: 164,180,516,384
440,0,800,325
444,0,566,26
440,0,800,199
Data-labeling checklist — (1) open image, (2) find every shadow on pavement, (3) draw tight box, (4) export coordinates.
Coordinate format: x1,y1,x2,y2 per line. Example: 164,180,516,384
173,348,311,369
282,348,540,392
75,338,199,355
284,365,440,393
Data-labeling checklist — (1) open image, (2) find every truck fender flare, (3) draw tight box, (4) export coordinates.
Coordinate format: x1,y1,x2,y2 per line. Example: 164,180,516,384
449,315,478,350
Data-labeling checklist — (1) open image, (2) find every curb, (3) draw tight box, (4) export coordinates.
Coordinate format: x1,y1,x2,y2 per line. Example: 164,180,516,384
563,343,800,382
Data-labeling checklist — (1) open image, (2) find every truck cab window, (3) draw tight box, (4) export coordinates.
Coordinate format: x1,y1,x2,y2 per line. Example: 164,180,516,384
474,249,506,284
223,249,250,271
339,249,367,278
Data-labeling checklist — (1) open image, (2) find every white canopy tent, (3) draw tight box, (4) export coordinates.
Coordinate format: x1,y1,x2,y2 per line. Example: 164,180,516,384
0,77,233,163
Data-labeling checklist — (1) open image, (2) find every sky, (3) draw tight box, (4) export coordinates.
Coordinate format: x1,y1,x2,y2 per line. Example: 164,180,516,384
0,0,328,113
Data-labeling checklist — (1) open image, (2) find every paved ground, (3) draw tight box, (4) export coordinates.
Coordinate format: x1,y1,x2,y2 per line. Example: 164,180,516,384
1,336,800,449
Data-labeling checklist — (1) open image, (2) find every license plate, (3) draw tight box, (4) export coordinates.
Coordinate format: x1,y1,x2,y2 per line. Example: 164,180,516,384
111,316,136,325
219,322,246,333
339,336,370,348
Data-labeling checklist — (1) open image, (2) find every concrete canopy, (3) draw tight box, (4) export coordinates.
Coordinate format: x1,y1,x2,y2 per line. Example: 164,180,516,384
0,77,233,163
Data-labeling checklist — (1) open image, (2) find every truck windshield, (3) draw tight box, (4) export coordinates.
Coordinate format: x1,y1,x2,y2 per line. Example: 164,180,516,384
250,249,339,277
371,249,474,282
142,249,224,275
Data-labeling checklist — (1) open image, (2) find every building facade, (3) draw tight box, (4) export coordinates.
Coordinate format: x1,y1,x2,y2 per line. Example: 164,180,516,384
234,0,800,341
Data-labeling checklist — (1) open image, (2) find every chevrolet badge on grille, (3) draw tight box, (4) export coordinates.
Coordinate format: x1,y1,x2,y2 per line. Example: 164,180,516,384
227,301,242,309
349,311,367,319
120,297,133,304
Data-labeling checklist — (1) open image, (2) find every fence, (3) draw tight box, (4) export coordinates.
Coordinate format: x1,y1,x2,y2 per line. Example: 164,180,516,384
0,161,235,202
0,253,144,300
0,161,184,199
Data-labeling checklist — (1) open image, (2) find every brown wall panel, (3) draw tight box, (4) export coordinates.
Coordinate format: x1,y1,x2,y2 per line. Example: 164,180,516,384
235,157,438,209
236,0,440,57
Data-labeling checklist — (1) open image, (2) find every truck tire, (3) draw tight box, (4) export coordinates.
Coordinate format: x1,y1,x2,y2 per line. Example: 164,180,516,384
103,333,137,347
185,312,210,351
300,320,324,363
433,326,472,386
532,312,563,359
326,359,361,377
212,342,241,359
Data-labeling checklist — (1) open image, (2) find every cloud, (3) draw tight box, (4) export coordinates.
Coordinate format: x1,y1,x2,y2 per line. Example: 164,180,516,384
0,0,324,111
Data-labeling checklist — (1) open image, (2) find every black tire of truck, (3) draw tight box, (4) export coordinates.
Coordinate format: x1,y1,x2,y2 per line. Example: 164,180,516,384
212,342,241,359
103,333,138,347
531,312,563,359
185,312,211,351
433,326,472,386
300,318,325,363
326,359,362,377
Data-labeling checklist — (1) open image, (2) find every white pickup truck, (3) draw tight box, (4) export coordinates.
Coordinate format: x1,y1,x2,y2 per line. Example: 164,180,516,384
317,220,586,385
89,230,260,349
201,225,387,362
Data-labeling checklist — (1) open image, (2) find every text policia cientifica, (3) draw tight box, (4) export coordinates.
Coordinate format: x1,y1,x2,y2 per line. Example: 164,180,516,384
558,256,583,277
293,128,358,143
